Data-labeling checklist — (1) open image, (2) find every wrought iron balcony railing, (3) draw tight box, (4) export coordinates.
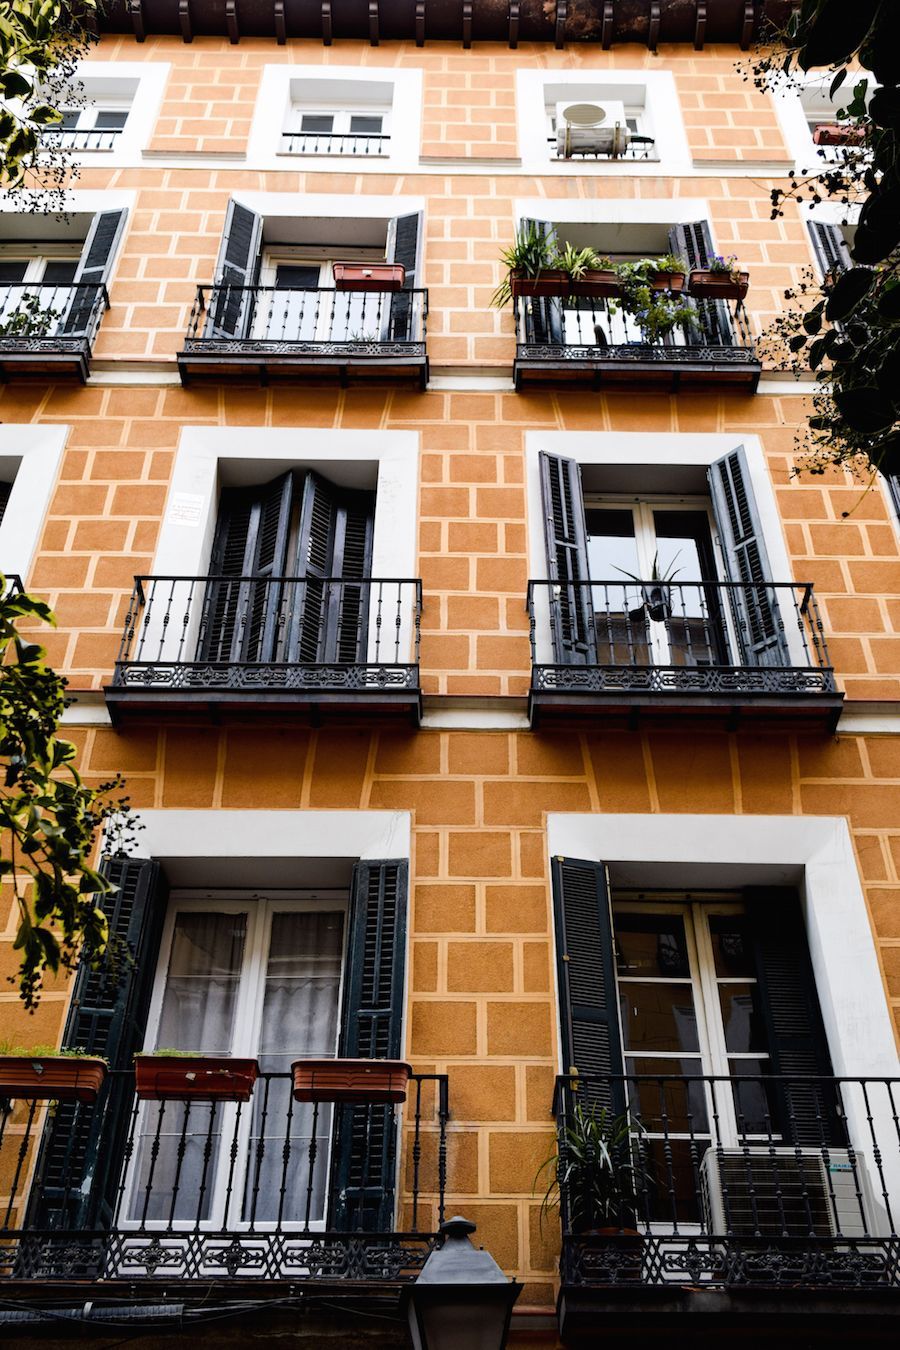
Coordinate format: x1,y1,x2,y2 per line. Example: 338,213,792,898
281,130,390,156
552,1072,900,1290
513,293,759,389
527,579,839,721
0,284,109,382
41,126,125,151
0,1068,448,1284
108,575,422,715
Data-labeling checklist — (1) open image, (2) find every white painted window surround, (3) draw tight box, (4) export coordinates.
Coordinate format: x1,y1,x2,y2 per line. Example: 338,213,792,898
248,66,422,172
50,62,169,166
524,432,795,667
546,812,900,1198
516,70,691,176
772,72,867,175
0,425,67,585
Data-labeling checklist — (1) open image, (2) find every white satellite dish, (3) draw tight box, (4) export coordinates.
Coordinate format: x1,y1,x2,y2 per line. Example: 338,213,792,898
559,102,607,127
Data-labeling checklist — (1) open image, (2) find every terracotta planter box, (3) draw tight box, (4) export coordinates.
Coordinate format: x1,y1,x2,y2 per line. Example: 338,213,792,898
291,1058,412,1105
688,269,750,301
0,1056,107,1104
134,1056,259,1103
333,262,405,292
569,270,621,299
649,270,687,293
509,269,569,299
813,123,865,147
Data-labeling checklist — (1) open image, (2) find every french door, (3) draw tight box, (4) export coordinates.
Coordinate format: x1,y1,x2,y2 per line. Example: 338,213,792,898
122,895,346,1232
258,255,393,344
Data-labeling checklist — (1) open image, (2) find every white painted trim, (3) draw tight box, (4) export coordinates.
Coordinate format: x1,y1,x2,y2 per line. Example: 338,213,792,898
514,196,712,230
0,188,135,219
0,425,67,585
771,70,860,178
516,68,692,177
524,432,795,666
247,64,423,174
134,809,411,868
61,61,170,167
232,191,425,226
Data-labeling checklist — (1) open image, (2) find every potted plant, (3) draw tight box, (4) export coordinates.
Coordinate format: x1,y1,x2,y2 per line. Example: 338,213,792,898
134,1051,259,1102
548,244,616,298
688,254,750,301
333,261,406,292
614,551,683,623
812,122,866,147
0,1043,107,1103
610,260,694,343
291,1057,412,1104
537,1103,650,1280
491,224,565,307
647,253,689,292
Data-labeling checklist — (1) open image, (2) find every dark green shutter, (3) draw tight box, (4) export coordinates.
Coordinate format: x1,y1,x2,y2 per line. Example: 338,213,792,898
209,200,262,338
29,858,166,1230
290,471,375,663
521,217,563,345
668,219,731,343
539,451,597,664
330,860,408,1231
200,472,293,662
551,857,626,1116
387,210,422,342
0,480,11,528
745,887,844,1147
708,445,790,667
62,208,127,335
808,221,852,279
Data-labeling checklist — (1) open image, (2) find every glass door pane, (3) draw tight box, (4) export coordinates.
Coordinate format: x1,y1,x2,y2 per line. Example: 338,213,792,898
585,508,650,664
270,263,322,341
651,510,727,667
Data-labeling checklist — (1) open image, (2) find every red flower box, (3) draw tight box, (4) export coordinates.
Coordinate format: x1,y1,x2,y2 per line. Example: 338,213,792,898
649,270,686,293
333,262,405,292
134,1056,259,1102
509,269,570,299
0,1056,107,1104
291,1058,412,1105
688,269,750,302
813,123,865,147
569,269,620,299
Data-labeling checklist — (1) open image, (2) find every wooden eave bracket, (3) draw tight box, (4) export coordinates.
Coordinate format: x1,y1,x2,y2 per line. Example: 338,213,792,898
128,0,145,42
555,0,566,49
275,0,286,43
179,0,192,42
462,0,472,47
694,0,706,49
322,0,333,46
601,0,613,48
226,0,239,43
648,0,661,52
369,0,379,45
416,0,425,46
741,0,758,49
508,0,519,48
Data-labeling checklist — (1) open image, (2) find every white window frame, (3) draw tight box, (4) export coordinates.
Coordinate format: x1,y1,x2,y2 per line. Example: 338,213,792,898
122,890,349,1235
286,104,391,149
35,63,169,166
517,69,690,176
0,425,67,585
248,65,422,172
773,71,870,175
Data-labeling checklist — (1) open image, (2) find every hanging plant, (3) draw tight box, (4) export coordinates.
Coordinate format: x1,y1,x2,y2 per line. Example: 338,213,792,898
610,259,694,342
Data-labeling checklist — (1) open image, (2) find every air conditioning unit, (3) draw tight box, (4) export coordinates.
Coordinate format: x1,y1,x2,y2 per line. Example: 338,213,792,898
700,1148,877,1239
554,101,654,159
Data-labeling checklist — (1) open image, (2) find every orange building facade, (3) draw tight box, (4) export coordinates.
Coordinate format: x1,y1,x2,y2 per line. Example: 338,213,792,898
0,5,898,1345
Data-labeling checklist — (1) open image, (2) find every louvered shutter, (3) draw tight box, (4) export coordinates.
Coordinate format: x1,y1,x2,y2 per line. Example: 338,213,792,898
330,860,408,1231
199,472,293,663
668,220,731,344
61,208,127,335
209,200,263,339
552,857,626,1116
289,472,375,664
745,887,844,1147
520,217,564,345
539,451,597,664
808,221,852,279
708,445,790,667
386,210,423,342
0,479,11,528
29,858,167,1230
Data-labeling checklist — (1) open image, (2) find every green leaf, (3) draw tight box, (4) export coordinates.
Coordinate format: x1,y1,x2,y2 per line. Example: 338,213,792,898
825,268,874,322
802,310,822,335
835,387,896,433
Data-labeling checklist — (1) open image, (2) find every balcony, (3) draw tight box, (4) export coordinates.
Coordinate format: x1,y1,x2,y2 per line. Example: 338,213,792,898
105,574,423,724
527,580,843,729
0,283,109,382
177,285,428,387
41,127,124,151
280,130,389,157
551,1072,900,1342
513,294,760,391
0,1068,448,1295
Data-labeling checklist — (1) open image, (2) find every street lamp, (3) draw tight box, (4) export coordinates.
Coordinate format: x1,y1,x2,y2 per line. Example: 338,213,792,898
407,1215,522,1350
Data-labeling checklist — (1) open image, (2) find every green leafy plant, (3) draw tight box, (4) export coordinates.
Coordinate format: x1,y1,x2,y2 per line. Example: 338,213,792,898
655,252,689,275
0,291,61,338
0,1039,101,1059
537,1103,650,1235
0,575,140,1010
491,224,557,308
137,1049,211,1058
706,254,741,275
549,242,604,284
611,259,693,342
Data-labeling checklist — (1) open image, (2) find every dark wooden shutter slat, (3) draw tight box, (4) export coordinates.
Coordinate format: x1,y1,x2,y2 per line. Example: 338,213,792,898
708,444,790,667
539,451,597,664
552,857,626,1116
387,210,422,342
330,860,408,1232
0,480,12,529
807,221,852,279
291,472,375,663
668,219,731,344
62,209,127,335
521,217,563,345
210,200,263,338
29,858,166,1230
745,887,844,1147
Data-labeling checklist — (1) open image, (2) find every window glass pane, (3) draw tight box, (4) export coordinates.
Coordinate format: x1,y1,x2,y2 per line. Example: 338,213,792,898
708,915,754,978
94,109,128,129
585,507,640,585
718,982,767,1054
729,1059,780,1139
41,260,78,285
274,264,321,290
154,911,247,1053
615,913,690,979
349,114,382,135
301,114,333,134
59,110,80,130
619,982,700,1053
652,509,715,583
0,261,29,284
624,1056,708,1135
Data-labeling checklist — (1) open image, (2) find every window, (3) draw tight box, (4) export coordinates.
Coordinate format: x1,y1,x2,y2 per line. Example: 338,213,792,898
547,95,656,162
126,895,347,1228
257,245,392,343
42,104,130,151
284,106,390,156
